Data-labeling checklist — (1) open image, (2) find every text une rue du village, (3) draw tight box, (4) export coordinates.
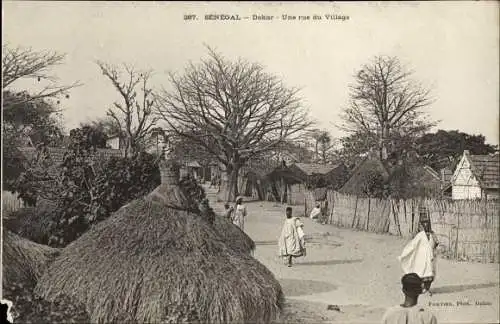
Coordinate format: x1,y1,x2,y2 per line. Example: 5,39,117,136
184,14,350,21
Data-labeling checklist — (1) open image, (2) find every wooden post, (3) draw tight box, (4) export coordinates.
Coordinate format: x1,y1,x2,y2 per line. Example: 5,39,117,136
366,197,371,231
304,194,307,218
328,193,333,225
352,195,359,229
454,212,460,259
280,176,285,204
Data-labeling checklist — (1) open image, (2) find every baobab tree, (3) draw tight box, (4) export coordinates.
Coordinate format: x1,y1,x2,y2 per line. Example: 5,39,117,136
97,61,160,157
339,55,436,160
2,44,80,107
155,48,311,201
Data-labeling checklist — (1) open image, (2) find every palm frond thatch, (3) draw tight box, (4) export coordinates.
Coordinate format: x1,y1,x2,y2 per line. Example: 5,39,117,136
35,196,283,323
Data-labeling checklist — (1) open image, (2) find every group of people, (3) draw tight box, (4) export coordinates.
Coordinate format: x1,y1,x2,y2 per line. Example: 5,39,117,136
223,196,247,231
277,204,440,323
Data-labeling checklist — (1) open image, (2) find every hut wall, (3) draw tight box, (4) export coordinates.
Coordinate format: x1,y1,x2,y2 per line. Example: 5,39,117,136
289,183,307,205
303,189,499,263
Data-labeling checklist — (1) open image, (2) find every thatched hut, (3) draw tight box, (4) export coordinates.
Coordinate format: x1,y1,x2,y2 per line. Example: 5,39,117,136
35,159,283,323
213,214,256,255
2,229,90,323
2,229,60,286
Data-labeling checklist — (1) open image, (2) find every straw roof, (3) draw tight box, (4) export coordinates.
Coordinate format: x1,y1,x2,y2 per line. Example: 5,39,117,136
2,229,90,323
35,160,283,323
2,229,60,286
213,214,256,254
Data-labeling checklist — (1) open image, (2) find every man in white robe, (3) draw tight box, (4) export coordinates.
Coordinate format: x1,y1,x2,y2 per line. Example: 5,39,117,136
398,222,437,294
279,207,303,267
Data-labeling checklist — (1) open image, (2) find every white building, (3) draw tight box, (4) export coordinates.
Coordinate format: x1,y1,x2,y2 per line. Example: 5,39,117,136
451,150,499,200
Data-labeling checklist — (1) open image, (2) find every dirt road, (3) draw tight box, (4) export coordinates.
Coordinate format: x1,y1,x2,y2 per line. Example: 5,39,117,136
208,189,499,323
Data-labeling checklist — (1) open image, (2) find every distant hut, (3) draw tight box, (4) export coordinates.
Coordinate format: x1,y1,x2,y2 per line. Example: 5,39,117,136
340,154,443,199
268,162,349,205
239,169,272,201
35,159,283,323
340,156,390,197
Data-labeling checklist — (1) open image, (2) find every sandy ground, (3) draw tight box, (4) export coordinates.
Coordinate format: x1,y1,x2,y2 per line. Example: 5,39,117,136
207,188,499,324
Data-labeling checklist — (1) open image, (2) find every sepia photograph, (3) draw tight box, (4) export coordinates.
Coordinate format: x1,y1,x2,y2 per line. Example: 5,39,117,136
1,1,499,323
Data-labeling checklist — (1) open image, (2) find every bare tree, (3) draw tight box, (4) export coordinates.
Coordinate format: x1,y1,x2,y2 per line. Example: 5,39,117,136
2,44,80,107
339,56,436,160
96,61,160,157
155,48,312,201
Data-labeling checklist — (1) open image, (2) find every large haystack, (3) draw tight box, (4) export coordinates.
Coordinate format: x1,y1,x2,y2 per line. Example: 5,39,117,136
2,229,60,286
35,159,283,323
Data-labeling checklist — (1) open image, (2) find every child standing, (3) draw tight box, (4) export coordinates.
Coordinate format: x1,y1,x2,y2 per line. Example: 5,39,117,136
295,216,306,257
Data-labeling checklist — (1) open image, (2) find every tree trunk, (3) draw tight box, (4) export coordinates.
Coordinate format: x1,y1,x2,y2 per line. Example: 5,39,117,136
217,163,241,202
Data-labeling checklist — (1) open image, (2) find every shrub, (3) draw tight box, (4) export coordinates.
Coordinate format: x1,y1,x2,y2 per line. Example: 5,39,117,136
13,147,162,247
4,204,56,245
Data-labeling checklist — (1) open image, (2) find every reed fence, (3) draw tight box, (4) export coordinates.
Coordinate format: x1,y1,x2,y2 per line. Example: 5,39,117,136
304,190,499,263
2,191,25,215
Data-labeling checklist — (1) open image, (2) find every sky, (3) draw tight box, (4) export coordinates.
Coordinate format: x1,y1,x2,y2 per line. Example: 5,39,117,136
3,1,499,145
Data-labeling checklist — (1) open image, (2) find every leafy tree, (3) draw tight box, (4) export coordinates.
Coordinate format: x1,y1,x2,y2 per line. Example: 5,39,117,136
80,117,123,139
336,132,378,169
156,47,311,201
69,126,108,150
416,130,498,171
339,55,436,160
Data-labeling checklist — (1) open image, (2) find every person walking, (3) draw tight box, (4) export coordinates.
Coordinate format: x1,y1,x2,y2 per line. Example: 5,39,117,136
278,207,305,267
381,273,437,324
232,196,247,231
398,220,439,296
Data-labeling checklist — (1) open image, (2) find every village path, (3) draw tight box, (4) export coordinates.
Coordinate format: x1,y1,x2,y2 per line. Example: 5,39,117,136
205,187,499,323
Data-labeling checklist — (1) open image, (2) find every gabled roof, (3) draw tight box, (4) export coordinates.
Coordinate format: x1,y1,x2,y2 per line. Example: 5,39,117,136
468,153,500,189
440,167,453,183
292,162,341,176
185,161,202,168
423,165,440,181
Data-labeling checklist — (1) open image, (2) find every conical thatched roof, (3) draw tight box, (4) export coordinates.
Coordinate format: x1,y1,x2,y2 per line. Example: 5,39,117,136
35,160,283,323
2,229,60,286
2,229,90,323
213,214,256,254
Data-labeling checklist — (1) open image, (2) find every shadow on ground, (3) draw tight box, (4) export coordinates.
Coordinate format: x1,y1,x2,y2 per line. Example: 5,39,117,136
432,282,499,294
255,240,277,246
279,279,337,297
293,259,363,266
